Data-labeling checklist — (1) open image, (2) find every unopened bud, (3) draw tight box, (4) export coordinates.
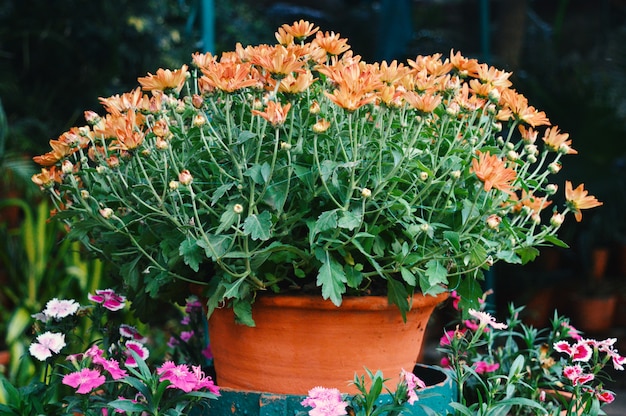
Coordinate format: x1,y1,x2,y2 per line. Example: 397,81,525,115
62,160,74,174
100,207,114,219
551,212,565,227
179,169,193,186
233,204,244,214
486,214,501,230
361,188,372,198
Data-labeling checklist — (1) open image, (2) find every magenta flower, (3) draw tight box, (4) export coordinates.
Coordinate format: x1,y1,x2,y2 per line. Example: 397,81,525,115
563,364,594,386
93,355,128,380
191,365,220,395
473,361,500,374
124,340,149,367
29,332,66,361
62,368,106,394
597,390,615,404
43,298,80,319
301,387,348,416
88,289,126,311
202,344,213,360
180,330,194,342
119,324,147,343
554,340,592,362
157,361,198,393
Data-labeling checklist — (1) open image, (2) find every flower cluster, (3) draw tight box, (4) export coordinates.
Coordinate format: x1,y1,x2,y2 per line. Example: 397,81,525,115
438,297,624,415
32,20,601,323
2,289,219,415
300,368,427,416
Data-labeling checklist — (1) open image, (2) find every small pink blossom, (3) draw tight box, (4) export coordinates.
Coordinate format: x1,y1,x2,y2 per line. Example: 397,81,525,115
93,355,128,380
563,364,594,386
191,365,220,395
474,361,500,374
554,340,592,362
301,387,348,416
29,332,66,361
401,368,426,404
468,309,508,330
88,289,126,311
43,298,80,319
561,322,582,340
62,368,106,394
180,330,194,342
202,344,213,360
597,390,615,404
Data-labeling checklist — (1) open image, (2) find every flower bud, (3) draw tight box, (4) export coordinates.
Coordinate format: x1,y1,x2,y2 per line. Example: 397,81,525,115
62,160,74,174
107,156,119,168
233,204,244,214
524,144,538,156
450,170,461,180
548,162,562,174
506,150,519,161
545,184,558,195
100,207,114,219
193,114,206,127
419,223,430,233
551,212,565,227
558,143,572,154
309,100,320,114
280,141,292,150
155,138,169,150
169,180,179,190
179,169,193,186
361,188,372,198
84,110,100,125
492,122,502,132
312,119,330,133
192,94,204,109
96,165,106,174
488,88,501,103
486,214,501,230
81,190,90,199
419,172,428,181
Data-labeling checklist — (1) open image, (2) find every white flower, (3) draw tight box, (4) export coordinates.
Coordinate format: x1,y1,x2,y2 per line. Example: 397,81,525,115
43,298,80,319
468,309,508,330
29,332,66,361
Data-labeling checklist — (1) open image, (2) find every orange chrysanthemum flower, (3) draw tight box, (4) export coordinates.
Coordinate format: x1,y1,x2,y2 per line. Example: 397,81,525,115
449,50,480,77
249,45,303,78
519,190,552,214
471,151,517,194
407,53,453,77
272,71,316,94
324,87,377,111
376,60,411,85
200,61,261,92
252,101,292,126
32,167,62,187
312,31,351,56
138,64,189,94
542,126,577,154
280,19,319,41
33,129,88,166
565,181,603,222
109,110,146,151
498,89,550,127
403,90,442,113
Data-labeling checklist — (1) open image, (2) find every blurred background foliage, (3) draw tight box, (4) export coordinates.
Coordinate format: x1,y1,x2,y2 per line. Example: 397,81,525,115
1,0,626,383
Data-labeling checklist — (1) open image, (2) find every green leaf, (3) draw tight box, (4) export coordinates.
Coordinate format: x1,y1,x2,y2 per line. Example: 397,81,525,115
386,278,409,321
216,205,239,234
108,399,150,413
244,164,264,185
242,211,272,241
236,130,257,144
443,230,461,251
338,208,362,230
424,260,448,286
179,238,202,272
315,249,347,305
210,182,235,205
314,210,338,235
543,234,569,248
399,267,416,286
496,250,521,264
197,234,233,260
517,246,540,264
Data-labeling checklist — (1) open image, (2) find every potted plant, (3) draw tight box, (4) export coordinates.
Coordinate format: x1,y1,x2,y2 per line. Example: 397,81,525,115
31,20,601,394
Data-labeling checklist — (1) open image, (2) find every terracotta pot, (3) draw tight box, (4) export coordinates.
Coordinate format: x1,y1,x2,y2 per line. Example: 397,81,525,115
208,292,448,395
574,295,616,333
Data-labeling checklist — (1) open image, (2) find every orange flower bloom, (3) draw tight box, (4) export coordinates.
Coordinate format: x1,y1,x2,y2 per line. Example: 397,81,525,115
312,31,350,56
403,90,442,113
542,126,577,154
138,64,189,94
565,181,602,222
280,19,319,41
449,50,480,77
475,63,512,88
32,167,61,187
271,70,316,94
498,89,550,127
376,60,411,85
249,45,303,78
200,61,260,92
109,110,146,151
519,190,552,214
252,101,292,126
33,129,88,166
471,151,517,194
407,53,453,76
324,87,376,111
99,88,146,116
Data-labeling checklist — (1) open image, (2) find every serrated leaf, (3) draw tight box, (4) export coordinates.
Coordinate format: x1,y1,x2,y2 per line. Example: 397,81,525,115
315,250,346,305
237,130,257,144
313,210,338,235
443,230,461,251
424,260,448,286
197,234,233,260
210,182,235,205
543,234,569,248
242,211,272,241
338,209,362,230
216,205,239,234
179,238,202,272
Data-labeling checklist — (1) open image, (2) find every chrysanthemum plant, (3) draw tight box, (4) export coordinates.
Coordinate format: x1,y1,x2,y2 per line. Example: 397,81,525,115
32,20,601,324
